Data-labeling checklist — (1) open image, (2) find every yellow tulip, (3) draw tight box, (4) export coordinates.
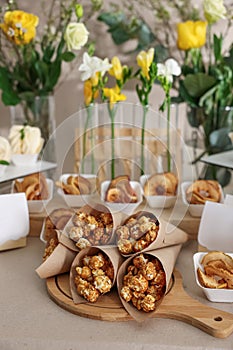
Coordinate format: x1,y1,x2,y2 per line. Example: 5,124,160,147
0,10,39,45
177,21,207,50
103,86,126,109
108,56,123,81
136,48,154,80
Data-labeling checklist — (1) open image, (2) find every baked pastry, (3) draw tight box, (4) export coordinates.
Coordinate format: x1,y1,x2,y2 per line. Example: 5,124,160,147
14,172,49,200
105,175,138,203
115,211,160,255
143,172,178,196
186,180,221,204
56,175,94,195
120,253,166,312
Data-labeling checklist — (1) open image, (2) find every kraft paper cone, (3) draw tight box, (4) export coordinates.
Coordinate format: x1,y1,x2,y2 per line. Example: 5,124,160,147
35,242,76,279
116,212,188,257
63,203,123,247
70,245,124,304
117,244,182,322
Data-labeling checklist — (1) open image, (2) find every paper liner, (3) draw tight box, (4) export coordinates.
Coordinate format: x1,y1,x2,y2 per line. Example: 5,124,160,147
117,244,182,322
35,231,77,279
70,245,124,304
63,203,123,247
117,211,188,257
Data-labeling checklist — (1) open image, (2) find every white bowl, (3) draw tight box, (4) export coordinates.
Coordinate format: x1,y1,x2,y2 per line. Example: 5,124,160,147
101,180,143,215
193,252,233,302
12,178,53,213
11,153,39,166
181,181,224,217
57,173,97,208
140,175,177,209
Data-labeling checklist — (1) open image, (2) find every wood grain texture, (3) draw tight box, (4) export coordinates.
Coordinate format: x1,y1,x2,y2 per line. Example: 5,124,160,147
46,269,233,338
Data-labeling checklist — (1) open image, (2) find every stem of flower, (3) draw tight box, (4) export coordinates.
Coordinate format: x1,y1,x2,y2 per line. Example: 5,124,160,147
166,96,171,172
81,104,93,173
140,104,148,176
108,103,117,180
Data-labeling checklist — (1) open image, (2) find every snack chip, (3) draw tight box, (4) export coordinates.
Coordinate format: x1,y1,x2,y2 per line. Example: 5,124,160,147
197,251,233,289
105,175,138,203
143,172,178,196
56,175,94,195
186,180,221,204
14,172,49,200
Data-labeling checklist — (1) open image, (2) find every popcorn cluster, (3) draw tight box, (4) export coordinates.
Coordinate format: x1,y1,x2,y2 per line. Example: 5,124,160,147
116,214,159,254
68,210,113,249
120,253,166,312
74,252,114,302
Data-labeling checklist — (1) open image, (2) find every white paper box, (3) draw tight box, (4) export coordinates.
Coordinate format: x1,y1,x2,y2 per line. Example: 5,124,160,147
140,175,177,209
224,194,233,206
12,178,53,213
181,181,224,217
57,173,96,207
193,252,233,302
198,201,233,252
0,193,29,246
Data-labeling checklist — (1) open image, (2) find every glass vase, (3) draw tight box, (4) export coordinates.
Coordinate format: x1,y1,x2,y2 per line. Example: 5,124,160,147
10,95,57,164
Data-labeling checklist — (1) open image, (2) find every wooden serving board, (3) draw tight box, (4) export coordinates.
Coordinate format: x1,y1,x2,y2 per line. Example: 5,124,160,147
46,269,233,339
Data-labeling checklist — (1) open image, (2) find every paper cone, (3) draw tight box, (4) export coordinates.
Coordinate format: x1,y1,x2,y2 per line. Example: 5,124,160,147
35,242,76,279
70,245,124,304
117,244,182,322
63,203,123,247
116,211,188,257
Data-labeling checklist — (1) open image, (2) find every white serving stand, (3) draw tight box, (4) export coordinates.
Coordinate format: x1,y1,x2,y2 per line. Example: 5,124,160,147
0,161,57,184
201,150,233,170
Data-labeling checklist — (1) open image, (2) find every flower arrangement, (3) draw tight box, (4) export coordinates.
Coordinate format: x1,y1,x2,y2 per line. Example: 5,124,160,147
79,52,132,179
0,1,93,108
98,0,233,186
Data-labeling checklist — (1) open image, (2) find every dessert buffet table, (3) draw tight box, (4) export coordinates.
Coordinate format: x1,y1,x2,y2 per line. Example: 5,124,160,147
0,237,233,350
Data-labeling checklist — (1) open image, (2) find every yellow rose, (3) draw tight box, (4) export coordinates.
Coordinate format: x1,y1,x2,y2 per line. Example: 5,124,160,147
203,0,227,24
64,22,89,51
0,10,39,45
136,48,154,80
103,86,126,109
177,21,207,50
109,56,123,81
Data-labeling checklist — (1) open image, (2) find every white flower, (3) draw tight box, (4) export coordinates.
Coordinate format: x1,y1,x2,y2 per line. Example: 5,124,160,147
157,58,181,83
0,136,11,162
9,125,44,154
204,0,226,24
64,22,89,51
79,52,112,81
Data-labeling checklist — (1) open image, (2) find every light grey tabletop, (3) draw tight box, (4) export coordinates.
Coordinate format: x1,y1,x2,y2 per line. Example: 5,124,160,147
0,237,233,350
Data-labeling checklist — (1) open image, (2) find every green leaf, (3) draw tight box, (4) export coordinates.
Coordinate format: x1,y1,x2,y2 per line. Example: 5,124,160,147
0,160,9,165
178,80,199,107
213,34,223,63
61,51,76,62
98,11,125,27
203,165,231,187
43,46,55,63
183,73,216,99
2,90,20,106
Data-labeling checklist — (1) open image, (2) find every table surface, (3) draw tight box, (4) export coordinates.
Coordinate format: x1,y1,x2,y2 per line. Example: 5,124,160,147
0,237,233,350
201,150,233,169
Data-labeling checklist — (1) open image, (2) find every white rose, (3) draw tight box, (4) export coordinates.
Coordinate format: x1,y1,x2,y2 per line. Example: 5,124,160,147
0,136,11,162
64,22,89,51
204,0,227,24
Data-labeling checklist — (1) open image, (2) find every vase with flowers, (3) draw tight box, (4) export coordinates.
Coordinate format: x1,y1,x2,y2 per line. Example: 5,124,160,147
79,52,132,180
98,0,233,187
0,1,95,162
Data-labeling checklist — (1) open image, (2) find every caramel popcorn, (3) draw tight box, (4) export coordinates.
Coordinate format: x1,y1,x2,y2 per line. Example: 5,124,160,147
120,253,166,312
43,236,59,261
74,252,114,303
68,210,113,248
116,213,159,255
